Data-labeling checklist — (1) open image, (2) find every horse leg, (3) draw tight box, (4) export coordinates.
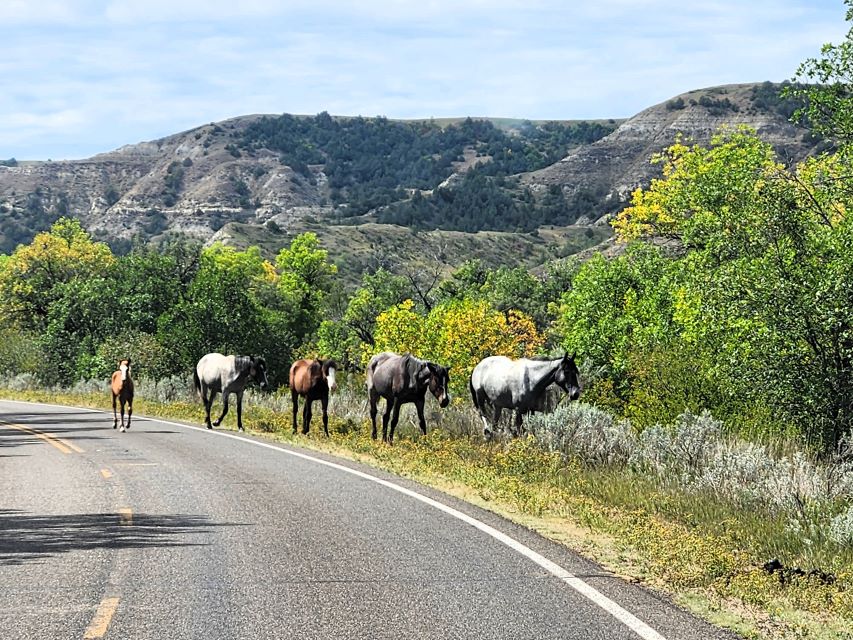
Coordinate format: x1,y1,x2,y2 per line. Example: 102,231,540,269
512,410,523,438
369,391,379,440
213,392,229,427
321,393,330,437
490,407,503,440
388,400,403,445
381,399,394,443
414,397,427,436
302,399,312,435
126,396,132,430
119,397,126,432
291,390,299,434
112,392,118,429
202,386,214,429
235,390,244,431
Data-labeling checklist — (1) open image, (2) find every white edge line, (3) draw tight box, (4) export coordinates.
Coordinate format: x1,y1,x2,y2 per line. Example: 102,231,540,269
0,399,666,640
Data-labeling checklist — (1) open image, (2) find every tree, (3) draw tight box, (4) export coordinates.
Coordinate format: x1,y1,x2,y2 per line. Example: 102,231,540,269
372,298,544,395
0,218,114,331
786,0,853,145
609,129,853,448
276,233,338,340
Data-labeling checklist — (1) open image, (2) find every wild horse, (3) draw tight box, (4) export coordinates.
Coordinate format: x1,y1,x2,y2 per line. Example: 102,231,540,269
366,351,451,444
469,354,580,438
111,359,134,432
194,353,269,431
289,359,337,436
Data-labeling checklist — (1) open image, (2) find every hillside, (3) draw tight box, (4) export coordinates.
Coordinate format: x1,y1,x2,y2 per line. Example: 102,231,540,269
0,82,817,271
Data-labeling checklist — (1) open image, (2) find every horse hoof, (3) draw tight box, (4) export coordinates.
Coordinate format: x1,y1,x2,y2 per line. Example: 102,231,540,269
206,424,213,430
238,427,244,432
119,427,126,433
213,421,221,427
112,424,117,429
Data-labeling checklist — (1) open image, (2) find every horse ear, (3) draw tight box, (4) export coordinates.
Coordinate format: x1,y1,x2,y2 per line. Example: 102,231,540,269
570,352,576,361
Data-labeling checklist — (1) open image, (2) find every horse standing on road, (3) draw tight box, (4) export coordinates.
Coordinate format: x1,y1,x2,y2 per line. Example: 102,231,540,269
111,359,134,433
194,353,269,432
469,354,580,438
366,352,451,444
289,359,338,436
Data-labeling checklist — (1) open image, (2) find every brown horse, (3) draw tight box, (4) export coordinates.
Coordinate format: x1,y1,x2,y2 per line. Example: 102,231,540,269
289,359,337,436
111,359,134,432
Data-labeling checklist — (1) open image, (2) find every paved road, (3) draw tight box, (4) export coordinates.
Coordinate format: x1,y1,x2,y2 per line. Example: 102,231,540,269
0,400,737,640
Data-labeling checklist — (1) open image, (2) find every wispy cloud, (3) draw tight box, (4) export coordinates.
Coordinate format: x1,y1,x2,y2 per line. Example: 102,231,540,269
1,0,848,159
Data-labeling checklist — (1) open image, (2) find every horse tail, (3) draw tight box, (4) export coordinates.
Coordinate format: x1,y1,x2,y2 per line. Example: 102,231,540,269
193,367,202,398
469,377,479,412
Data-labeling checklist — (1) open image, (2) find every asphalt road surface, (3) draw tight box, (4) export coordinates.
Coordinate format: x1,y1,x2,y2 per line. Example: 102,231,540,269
0,400,738,640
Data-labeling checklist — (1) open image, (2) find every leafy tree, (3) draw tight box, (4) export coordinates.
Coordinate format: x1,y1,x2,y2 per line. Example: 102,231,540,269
157,244,293,384
372,298,544,395
609,129,853,447
786,0,853,145
276,232,338,339
0,218,114,331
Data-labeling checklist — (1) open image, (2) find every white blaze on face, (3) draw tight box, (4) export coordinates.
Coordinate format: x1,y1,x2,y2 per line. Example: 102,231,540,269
119,363,128,381
327,367,337,392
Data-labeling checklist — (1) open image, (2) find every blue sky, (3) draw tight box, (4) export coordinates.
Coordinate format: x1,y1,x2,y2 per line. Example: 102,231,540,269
2,0,849,160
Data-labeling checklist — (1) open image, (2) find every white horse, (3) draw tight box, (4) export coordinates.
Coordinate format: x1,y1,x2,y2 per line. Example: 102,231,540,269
469,354,580,438
194,353,268,431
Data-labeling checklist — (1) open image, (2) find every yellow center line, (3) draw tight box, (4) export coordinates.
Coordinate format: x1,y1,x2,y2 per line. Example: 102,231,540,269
0,421,80,454
100,468,113,480
83,596,120,639
118,508,133,526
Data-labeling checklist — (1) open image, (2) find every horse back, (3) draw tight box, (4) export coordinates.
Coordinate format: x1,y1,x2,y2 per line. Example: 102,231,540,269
366,352,404,397
197,352,231,391
290,359,323,395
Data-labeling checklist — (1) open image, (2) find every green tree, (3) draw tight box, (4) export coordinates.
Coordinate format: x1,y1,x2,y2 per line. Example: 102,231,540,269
0,218,114,330
275,233,338,339
611,129,853,447
786,0,853,145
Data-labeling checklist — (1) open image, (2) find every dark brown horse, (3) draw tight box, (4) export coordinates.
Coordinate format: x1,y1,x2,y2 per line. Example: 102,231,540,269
366,352,451,444
111,359,134,432
289,359,338,436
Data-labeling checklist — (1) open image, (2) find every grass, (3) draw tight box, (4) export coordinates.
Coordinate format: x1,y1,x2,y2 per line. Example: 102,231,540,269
2,383,851,640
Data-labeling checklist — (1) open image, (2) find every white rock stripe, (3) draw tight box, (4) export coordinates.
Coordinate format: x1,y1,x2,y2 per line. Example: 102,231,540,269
2,400,667,640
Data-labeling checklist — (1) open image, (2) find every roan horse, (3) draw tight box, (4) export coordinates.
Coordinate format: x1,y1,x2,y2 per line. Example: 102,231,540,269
111,359,134,432
469,353,581,438
194,353,269,431
366,351,451,444
289,359,338,436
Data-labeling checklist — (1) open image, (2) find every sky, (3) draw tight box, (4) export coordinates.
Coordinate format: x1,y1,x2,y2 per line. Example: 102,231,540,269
1,0,849,160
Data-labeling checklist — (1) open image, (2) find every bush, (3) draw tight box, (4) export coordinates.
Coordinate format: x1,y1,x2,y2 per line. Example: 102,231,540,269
525,402,635,466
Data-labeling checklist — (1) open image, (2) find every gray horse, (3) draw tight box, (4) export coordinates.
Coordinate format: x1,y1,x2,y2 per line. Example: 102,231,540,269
194,353,269,431
366,352,451,444
469,354,580,438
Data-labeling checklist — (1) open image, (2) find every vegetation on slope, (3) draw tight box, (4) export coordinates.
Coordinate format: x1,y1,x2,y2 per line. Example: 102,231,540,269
235,113,616,230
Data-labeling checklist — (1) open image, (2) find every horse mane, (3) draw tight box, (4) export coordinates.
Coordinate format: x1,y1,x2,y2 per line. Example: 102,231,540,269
235,355,253,371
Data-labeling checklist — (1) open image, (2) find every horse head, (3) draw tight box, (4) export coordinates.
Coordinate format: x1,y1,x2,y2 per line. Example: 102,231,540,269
424,362,451,408
555,353,581,401
250,356,269,390
118,359,131,382
321,359,338,392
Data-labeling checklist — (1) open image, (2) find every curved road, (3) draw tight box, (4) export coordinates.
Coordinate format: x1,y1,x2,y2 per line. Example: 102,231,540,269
0,400,736,640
